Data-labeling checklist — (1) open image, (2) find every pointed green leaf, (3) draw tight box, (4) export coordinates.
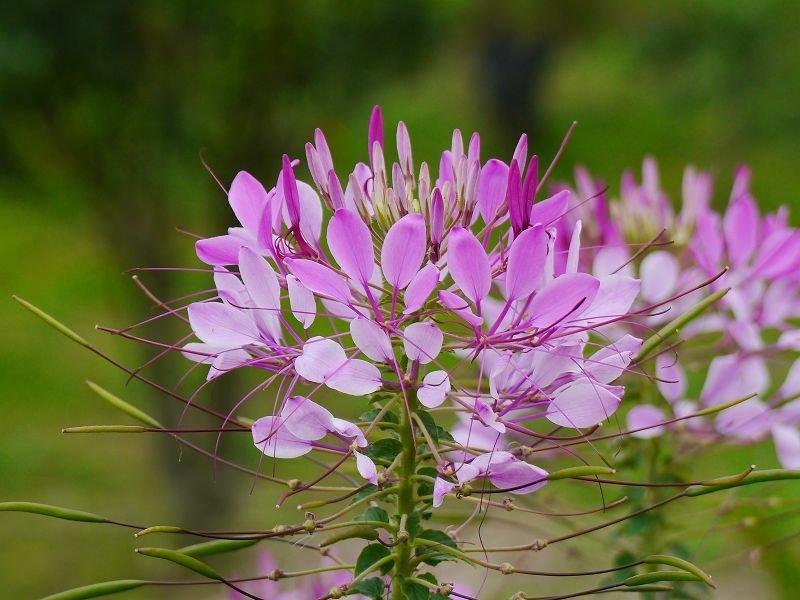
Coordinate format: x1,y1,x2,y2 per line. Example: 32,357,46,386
355,543,393,576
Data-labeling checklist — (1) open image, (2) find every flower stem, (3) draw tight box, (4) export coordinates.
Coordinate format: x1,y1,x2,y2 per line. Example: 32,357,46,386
392,390,419,598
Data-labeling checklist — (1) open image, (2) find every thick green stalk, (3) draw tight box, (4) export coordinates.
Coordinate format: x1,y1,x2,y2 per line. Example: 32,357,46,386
392,391,419,599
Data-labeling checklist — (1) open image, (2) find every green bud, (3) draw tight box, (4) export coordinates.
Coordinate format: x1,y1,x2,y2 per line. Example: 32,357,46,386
40,580,147,600
0,502,106,524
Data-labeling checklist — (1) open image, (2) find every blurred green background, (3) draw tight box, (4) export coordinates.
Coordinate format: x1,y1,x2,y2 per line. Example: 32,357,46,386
2,1,800,598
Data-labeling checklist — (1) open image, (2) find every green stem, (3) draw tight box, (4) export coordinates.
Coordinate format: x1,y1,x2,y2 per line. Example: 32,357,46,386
392,390,419,599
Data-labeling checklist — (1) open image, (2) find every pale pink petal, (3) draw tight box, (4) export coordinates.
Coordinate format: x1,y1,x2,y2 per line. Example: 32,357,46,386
280,396,335,441
566,220,582,274
229,171,268,235
187,302,260,346
627,405,666,439
403,264,440,314
196,235,244,266
752,229,800,279
580,275,640,324
252,416,312,459
505,224,547,301
355,451,378,484
433,478,456,508
214,268,248,306
451,414,504,451
417,370,451,408
326,359,383,396
294,337,347,384
439,291,483,327
286,274,316,328
489,461,548,494
239,247,282,342
724,195,759,268
382,214,427,289
773,424,800,469
447,227,491,303
592,246,633,278
208,348,253,380
403,322,444,365
655,353,686,404
701,354,769,407
350,318,393,362
691,211,724,273
640,251,679,303
331,418,367,447
473,399,505,433
547,381,622,428
285,258,352,304
477,159,509,224
715,398,773,441
528,273,600,328
530,189,569,228
586,334,642,384
780,358,800,400
327,208,375,285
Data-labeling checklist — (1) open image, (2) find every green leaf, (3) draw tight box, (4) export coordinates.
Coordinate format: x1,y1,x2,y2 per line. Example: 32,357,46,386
355,507,390,523
135,547,223,581
41,580,147,600
405,510,422,538
417,467,438,497
0,502,107,523
351,577,385,599
177,537,259,558
350,485,379,505
363,438,404,465
401,581,430,600
360,408,399,426
355,543,393,576
415,530,458,566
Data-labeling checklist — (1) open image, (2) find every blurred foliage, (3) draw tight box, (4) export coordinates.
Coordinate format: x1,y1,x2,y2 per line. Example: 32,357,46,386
1,1,800,598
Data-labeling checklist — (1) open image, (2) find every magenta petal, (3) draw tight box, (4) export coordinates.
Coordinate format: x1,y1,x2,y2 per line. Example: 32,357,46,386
327,208,375,285
773,424,800,470
438,290,483,326
530,190,569,228
285,258,352,304
280,181,323,244
229,171,268,234
403,263,439,314
187,301,260,347
547,381,622,428
252,416,312,459
505,224,547,300
350,317,393,362
368,105,384,163
477,159,509,224
627,405,666,439
447,227,491,303
286,274,316,329
196,235,243,266
382,214,427,289
528,273,600,328
403,322,444,365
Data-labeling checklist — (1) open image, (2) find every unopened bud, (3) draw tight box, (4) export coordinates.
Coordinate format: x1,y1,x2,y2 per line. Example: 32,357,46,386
287,479,303,490
500,562,515,575
303,519,317,533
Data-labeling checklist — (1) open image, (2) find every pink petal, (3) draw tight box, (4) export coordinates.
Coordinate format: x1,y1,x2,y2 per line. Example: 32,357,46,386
196,235,244,266
701,354,769,407
592,246,633,278
580,275,640,325
331,418,367,447
451,415,504,451
715,398,773,441
403,322,444,365
691,211,724,273
208,348,252,380
724,194,759,268
294,337,347,384
187,302,260,347
505,224,547,301
327,208,375,285
355,451,378,485
528,273,600,328
586,334,642,384
214,267,248,306
433,478,456,508
285,258,352,304
547,381,622,428
286,274,316,328
417,370,451,408
655,353,687,404
780,358,800,400
530,189,569,228
438,290,483,327
473,399,505,433
565,220,582,274
640,251,679,303
239,247,282,341
381,214,427,289
403,264,440,314
477,159,509,224
489,460,548,494
229,171,268,235
350,318,394,362
773,424,800,469
627,405,666,439
326,359,382,396
368,105,384,163
252,416,312,459
280,396,336,441
280,181,323,244
447,227,491,304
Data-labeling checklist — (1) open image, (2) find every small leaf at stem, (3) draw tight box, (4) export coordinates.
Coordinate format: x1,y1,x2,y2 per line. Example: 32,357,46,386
355,543,394,575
